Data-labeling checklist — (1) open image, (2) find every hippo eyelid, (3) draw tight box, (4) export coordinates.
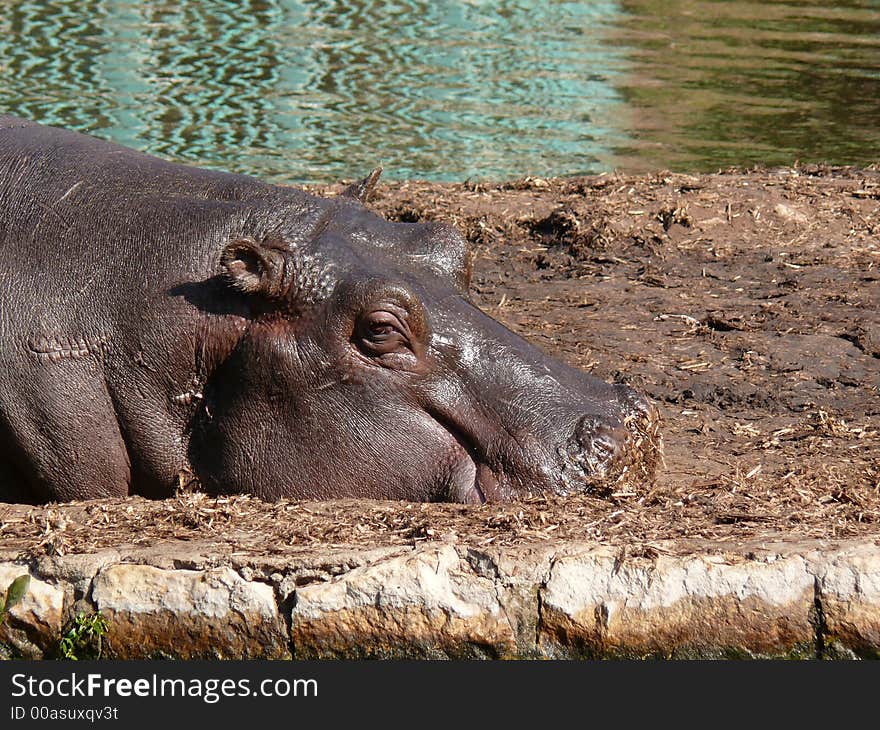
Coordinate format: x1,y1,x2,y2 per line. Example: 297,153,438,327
363,309,411,341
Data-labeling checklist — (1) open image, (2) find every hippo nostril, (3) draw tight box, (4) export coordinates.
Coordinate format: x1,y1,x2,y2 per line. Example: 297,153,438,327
573,415,599,448
561,414,630,484
573,415,623,454
591,430,620,460
557,390,664,495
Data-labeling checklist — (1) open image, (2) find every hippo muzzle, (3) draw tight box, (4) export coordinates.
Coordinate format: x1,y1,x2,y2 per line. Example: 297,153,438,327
412,297,663,503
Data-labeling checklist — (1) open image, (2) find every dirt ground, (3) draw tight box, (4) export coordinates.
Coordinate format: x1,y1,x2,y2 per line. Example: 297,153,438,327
0,165,878,558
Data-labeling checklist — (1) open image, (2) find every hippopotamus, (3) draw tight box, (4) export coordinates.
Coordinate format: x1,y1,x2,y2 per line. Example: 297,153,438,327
0,117,661,505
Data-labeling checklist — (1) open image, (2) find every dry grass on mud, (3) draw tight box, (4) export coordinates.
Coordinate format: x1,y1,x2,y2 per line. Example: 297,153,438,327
1,165,878,558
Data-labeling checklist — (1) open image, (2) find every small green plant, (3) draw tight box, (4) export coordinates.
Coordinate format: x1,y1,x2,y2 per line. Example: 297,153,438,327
58,612,109,660
0,574,30,625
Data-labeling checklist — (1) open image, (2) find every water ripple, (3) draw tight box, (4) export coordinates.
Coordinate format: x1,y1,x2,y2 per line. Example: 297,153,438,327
0,0,877,181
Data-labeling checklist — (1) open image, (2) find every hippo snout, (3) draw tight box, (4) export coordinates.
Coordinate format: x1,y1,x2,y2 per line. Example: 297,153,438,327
565,414,629,473
556,386,663,495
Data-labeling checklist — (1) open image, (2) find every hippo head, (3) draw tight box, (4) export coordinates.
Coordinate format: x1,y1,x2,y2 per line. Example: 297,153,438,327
192,176,662,503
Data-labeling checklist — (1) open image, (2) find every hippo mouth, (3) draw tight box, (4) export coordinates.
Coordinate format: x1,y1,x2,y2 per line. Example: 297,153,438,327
436,418,505,504
447,456,503,504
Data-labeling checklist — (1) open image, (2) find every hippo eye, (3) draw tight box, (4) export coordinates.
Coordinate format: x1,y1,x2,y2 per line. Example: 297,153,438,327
356,309,412,357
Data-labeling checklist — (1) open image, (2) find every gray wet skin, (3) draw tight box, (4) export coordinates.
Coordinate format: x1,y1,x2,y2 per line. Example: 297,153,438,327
0,117,662,505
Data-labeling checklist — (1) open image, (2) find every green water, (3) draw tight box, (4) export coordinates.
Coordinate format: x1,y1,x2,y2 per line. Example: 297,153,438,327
0,0,878,183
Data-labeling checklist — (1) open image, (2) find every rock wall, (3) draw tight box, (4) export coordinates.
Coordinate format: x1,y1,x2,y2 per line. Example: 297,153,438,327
2,538,879,659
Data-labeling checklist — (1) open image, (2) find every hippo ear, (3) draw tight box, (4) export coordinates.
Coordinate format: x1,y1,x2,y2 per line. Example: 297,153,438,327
220,238,288,299
407,222,474,293
340,167,383,204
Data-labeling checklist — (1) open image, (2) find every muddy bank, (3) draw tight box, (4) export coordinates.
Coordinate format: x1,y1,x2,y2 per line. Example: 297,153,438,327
0,166,878,658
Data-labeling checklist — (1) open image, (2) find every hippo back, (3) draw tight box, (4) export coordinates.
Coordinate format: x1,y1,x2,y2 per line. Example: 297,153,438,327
0,116,315,340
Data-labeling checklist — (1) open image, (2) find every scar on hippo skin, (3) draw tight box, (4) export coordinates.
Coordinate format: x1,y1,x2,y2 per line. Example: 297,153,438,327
171,390,204,407
27,334,110,363
220,235,335,312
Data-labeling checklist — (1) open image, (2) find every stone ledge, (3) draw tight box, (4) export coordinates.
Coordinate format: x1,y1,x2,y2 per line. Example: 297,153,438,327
91,564,287,659
2,538,879,659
